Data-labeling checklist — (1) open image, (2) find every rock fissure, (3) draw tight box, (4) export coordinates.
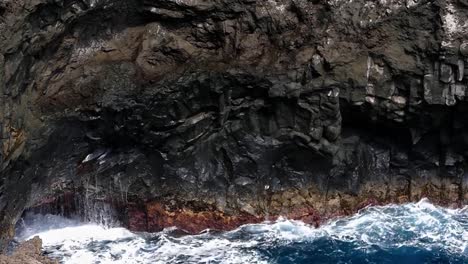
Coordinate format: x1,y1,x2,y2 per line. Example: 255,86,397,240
1,0,468,251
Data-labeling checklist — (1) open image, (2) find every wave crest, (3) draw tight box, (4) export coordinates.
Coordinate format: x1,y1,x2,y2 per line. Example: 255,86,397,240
17,199,468,264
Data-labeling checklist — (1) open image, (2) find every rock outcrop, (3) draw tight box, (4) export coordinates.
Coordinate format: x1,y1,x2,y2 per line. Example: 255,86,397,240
0,237,57,264
1,0,468,250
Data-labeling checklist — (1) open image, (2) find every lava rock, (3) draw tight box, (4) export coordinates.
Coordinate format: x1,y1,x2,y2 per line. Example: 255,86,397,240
0,0,467,250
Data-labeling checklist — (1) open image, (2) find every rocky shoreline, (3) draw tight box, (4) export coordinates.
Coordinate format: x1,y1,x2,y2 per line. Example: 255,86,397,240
1,0,468,250
0,237,57,264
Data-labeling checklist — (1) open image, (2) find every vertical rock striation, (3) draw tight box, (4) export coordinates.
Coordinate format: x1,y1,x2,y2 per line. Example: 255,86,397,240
0,0,467,249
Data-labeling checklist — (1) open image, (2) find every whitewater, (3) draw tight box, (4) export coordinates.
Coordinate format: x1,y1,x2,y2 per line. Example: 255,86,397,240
15,199,468,264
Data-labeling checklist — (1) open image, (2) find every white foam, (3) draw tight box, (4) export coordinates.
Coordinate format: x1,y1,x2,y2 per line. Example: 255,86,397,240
17,199,468,263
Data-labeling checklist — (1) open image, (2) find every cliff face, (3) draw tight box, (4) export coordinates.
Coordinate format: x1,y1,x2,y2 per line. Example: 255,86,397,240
1,0,468,249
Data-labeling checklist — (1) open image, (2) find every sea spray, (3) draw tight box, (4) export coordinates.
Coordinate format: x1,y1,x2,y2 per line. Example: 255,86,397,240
17,199,468,264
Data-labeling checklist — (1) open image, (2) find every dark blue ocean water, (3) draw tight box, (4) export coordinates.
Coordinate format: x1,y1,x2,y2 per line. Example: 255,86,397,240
17,199,468,264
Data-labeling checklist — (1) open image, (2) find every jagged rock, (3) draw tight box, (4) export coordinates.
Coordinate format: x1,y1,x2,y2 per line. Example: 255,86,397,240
440,64,454,84
0,237,57,264
0,0,467,250
454,84,466,100
461,42,468,56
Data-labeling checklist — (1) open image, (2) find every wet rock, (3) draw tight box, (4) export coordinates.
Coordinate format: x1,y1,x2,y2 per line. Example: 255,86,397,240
457,60,465,81
440,64,454,84
0,0,467,249
0,237,57,264
460,42,468,56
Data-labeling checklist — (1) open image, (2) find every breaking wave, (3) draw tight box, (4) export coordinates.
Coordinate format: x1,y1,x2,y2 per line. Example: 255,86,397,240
16,199,468,263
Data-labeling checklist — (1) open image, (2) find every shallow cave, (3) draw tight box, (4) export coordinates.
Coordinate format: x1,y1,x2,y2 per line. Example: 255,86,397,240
1,0,468,255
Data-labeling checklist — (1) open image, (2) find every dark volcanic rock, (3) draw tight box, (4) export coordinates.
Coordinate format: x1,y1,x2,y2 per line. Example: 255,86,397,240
1,0,468,249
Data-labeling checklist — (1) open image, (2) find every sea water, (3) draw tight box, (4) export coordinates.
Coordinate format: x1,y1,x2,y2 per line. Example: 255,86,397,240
16,199,468,264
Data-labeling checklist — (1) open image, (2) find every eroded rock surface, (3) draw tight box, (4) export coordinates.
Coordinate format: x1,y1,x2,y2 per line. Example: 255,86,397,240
1,0,468,249
0,237,57,264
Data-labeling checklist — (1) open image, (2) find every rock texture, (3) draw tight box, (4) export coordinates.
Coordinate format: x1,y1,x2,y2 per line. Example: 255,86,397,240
1,0,468,249
0,237,57,264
